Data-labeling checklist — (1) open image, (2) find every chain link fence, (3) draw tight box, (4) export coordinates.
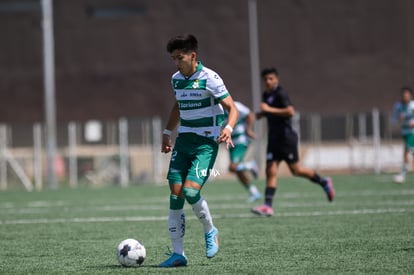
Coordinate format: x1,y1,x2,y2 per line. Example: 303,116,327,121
0,109,404,191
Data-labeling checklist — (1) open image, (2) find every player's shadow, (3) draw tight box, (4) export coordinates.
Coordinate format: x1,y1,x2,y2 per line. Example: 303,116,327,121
88,263,208,271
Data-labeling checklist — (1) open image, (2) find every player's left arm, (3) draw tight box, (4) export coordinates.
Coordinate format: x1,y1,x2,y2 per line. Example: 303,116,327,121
218,96,239,148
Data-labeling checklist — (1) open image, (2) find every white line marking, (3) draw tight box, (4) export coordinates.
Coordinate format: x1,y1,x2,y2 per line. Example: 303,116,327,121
0,208,411,225
2,188,414,209
2,199,414,215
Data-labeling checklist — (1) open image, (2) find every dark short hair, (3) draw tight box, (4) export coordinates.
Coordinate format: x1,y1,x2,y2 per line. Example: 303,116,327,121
401,86,413,95
166,34,198,53
261,67,279,78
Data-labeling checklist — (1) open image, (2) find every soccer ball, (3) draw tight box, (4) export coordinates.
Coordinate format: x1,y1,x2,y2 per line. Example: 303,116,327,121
116,238,146,267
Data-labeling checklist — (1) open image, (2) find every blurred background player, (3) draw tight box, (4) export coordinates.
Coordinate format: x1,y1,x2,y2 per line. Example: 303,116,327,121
160,34,239,267
391,86,414,183
225,101,261,202
251,67,335,217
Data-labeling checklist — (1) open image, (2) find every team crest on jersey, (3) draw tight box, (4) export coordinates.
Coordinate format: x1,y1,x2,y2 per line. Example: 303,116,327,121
267,96,275,104
192,80,200,89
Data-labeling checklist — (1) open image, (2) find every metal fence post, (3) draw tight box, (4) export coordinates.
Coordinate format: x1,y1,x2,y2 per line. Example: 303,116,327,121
68,122,78,188
152,117,162,184
372,109,381,174
310,114,321,169
119,118,129,187
0,125,7,190
33,123,43,190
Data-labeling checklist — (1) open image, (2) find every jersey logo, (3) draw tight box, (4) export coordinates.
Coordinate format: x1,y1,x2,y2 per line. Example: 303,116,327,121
267,96,275,104
190,92,202,97
192,80,200,89
266,152,273,160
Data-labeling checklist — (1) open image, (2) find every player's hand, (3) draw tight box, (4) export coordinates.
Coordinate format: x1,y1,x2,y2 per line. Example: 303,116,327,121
161,134,172,153
217,128,234,149
260,103,271,113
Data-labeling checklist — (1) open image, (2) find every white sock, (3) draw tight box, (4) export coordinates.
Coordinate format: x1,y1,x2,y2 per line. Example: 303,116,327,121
168,209,185,255
401,163,408,176
245,160,257,170
191,197,214,233
236,163,246,171
248,184,259,195
236,160,256,171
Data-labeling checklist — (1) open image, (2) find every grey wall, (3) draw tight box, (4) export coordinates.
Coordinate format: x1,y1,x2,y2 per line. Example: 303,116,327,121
0,0,413,122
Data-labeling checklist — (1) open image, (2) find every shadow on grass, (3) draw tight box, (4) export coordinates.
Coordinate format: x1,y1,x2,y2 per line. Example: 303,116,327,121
88,263,210,271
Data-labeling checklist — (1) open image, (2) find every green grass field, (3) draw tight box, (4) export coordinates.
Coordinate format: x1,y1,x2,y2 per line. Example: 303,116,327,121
1,174,413,274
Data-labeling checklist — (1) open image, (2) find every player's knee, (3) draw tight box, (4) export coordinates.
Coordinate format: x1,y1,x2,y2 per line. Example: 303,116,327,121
228,163,237,173
182,187,201,204
288,163,300,176
290,167,299,176
170,194,185,210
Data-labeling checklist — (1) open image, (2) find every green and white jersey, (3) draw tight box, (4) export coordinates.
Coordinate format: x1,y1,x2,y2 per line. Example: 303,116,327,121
230,101,251,146
172,62,230,139
393,100,414,136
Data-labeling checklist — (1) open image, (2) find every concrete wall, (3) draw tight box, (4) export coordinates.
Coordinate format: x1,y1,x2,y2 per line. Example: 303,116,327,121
1,0,413,122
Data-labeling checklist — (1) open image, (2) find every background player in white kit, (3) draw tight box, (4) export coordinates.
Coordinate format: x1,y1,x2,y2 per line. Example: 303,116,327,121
392,86,414,183
226,101,261,202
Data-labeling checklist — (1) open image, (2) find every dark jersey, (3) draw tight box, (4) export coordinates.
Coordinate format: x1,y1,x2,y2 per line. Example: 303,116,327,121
262,85,295,139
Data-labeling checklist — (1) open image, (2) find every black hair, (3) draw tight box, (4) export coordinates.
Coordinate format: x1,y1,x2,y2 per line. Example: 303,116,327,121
401,86,413,95
166,34,198,53
261,67,279,78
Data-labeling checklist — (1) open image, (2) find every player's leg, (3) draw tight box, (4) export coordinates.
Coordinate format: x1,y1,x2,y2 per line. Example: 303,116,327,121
159,183,188,267
228,145,260,202
159,138,189,267
182,180,218,258
394,136,410,183
287,162,335,202
282,132,335,202
184,138,219,258
251,160,278,216
264,160,278,206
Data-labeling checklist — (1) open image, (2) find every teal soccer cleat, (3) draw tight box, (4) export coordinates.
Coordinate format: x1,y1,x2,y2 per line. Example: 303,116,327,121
158,252,187,268
247,192,261,203
205,227,219,258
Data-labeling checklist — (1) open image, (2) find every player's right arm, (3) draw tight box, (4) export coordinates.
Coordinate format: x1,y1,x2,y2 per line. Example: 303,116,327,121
260,103,295,117
162,102,180,153
246,110,257,139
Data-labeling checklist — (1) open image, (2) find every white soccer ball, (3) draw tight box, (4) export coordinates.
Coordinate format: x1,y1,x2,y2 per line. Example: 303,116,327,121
116,238,146,267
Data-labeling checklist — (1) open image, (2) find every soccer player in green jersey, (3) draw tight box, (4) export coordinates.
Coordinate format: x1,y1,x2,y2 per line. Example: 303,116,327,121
226,101,261,202
392,86,414,183
159,34,239,267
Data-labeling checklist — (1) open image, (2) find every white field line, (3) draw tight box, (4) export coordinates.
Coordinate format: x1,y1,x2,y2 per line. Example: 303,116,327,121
208,189,414,201
1,187,414,224
0,208,412,225
1,188,414,210
3,200,414,215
